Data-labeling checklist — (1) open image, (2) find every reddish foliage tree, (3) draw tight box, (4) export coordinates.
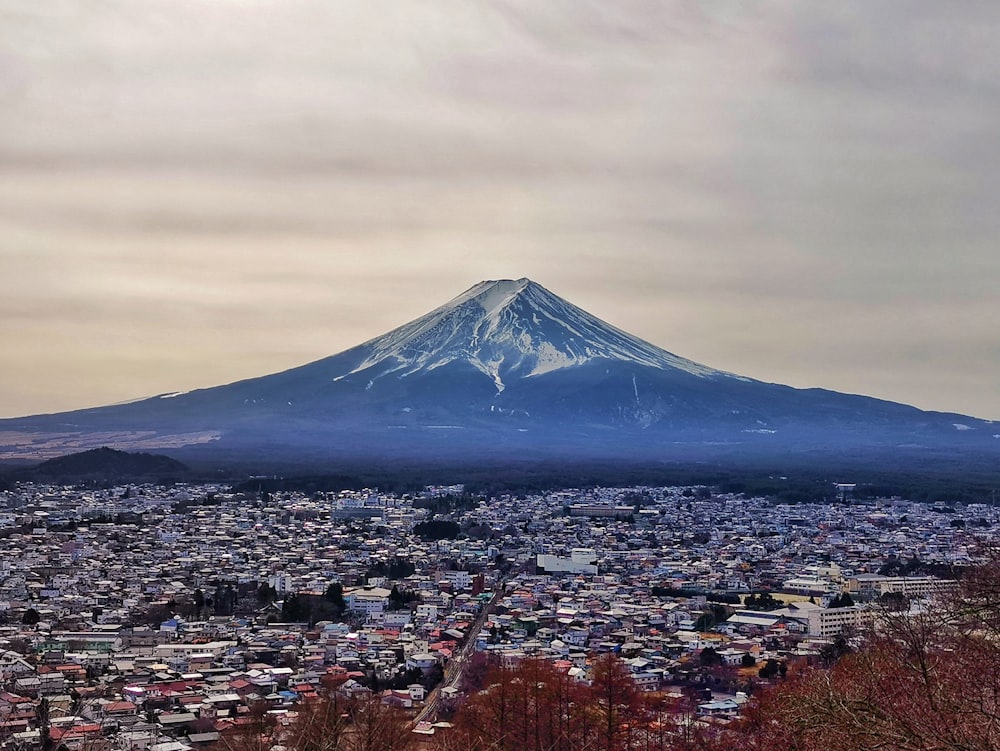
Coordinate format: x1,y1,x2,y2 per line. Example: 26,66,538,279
346,694,417,751
440,654,724,751
590,652,645,751
280,690,350,751
445,657,600,751
715,549,1000,751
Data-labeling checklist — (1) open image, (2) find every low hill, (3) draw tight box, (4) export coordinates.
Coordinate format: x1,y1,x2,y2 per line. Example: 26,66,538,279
18,447,188,482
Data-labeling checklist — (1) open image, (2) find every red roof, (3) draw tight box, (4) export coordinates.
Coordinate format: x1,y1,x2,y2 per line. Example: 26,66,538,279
50,724,102,741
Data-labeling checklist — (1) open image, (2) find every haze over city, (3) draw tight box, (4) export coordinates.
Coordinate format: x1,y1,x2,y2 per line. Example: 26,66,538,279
2,1,999,420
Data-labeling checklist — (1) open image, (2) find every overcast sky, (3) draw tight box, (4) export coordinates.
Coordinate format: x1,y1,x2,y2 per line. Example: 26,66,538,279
2,0,998,420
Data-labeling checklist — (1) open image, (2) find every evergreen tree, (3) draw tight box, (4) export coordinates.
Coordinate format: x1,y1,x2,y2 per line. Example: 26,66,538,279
324,582,346,612
282,593,303,622
389,585,405,611
828,592,855,608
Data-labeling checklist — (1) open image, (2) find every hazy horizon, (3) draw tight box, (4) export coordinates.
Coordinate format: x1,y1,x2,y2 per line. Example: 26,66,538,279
2,2,999,421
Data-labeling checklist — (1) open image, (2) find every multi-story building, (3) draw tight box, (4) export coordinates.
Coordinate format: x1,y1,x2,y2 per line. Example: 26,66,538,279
807,606,872,638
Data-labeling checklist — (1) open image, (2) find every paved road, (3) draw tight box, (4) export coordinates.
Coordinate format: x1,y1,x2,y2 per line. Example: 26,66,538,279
412,582,505,727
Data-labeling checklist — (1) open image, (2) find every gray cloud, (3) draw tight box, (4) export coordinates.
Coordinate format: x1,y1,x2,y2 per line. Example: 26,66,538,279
1,0,998,419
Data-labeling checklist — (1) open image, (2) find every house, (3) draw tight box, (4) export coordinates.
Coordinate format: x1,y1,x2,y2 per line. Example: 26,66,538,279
405,653,438,672
632,672,660,692
0,652,34,680
697,699,740,718
407,684,426,702
381,690,412,709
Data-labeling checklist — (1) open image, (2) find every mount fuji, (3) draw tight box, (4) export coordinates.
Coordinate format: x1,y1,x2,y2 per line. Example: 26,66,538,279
2,278,996,469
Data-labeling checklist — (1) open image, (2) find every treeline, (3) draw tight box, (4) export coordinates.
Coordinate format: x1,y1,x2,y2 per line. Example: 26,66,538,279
365,556,416,580
651,586,761,607
216,456,1000,505
280,590,346,625
877,555,966,579
413,519,461,540
651,585,741,605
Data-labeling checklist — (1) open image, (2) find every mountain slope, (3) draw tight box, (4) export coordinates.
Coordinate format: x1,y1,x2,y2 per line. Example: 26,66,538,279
0,278,996,466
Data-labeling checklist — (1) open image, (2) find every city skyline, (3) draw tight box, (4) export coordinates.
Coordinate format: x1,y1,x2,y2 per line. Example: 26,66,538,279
2,1,999,420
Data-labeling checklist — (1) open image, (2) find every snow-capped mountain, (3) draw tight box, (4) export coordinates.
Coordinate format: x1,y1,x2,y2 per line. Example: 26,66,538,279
1,278,996,467
336,277,730,392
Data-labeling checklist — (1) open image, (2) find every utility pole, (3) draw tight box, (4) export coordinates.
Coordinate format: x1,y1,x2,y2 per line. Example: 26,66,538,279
35,697,50,750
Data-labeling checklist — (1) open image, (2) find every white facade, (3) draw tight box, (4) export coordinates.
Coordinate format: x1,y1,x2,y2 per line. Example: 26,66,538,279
345,586,391,618
848,575,957,600
807,606,872,638
537,554,598,575
415,604,438,621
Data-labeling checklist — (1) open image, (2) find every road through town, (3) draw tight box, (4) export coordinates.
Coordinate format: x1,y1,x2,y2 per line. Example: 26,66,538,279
412,581,505,727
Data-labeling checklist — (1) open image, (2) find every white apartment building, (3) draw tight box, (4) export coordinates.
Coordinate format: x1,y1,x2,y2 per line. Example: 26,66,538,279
345,586,391,618
807,606,873,638
847,575,957,600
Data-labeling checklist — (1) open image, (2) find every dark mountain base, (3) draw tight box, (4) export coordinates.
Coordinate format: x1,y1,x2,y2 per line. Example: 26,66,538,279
172,440,1000,504
4,438,997,504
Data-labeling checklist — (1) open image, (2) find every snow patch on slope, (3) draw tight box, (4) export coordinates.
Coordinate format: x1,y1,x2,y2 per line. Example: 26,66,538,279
530,341,575,376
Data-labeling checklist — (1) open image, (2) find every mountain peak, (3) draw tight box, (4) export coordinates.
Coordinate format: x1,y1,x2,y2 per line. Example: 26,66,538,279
446,277,535,317
339,278,727,392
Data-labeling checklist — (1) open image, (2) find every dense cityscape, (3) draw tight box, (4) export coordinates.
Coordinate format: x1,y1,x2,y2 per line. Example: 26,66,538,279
0,479,992,749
